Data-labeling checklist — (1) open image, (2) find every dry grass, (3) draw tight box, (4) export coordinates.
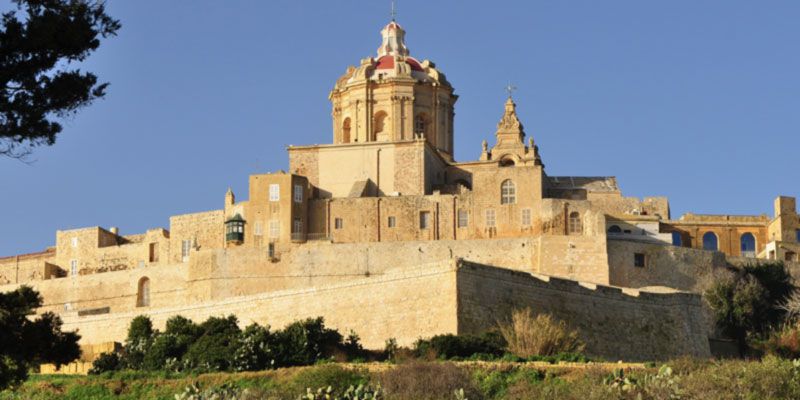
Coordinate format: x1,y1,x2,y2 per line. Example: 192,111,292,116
498,309,585,358
380,362,482,400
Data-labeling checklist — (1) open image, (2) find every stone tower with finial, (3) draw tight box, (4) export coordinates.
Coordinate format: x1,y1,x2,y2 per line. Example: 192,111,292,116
329,12,458,160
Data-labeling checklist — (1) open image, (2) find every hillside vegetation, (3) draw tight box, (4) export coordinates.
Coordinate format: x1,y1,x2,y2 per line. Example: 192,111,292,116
3,358,800,400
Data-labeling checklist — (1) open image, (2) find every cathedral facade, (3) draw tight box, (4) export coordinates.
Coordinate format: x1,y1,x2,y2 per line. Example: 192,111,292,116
2,20,799,362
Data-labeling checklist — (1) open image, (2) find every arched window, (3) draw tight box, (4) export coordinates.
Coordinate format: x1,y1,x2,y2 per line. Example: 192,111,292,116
500,180,516,204
568,212,582,235
672,231,682,247
499,157,515,167
608,225,622,234
372,111,387,141
137,277,150,307
702,232,718,251
740,233,756,258
342,118,351,143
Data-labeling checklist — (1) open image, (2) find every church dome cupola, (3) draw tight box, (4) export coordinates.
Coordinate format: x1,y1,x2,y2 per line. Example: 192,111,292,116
328,19,458,159
377,21,409,57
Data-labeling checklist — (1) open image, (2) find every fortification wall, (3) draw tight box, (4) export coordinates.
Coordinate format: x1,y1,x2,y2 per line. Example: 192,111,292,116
59,262,459,349
184,237,539,301
455,262,710,361
0,250,56,284
0,262,188,315
607,240,730,293
606,239,800,293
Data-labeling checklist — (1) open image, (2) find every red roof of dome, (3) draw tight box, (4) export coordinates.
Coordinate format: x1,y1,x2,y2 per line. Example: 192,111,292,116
375,55,424,72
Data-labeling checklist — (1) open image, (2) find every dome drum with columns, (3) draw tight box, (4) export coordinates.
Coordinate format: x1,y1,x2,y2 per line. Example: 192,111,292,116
329,20,457,159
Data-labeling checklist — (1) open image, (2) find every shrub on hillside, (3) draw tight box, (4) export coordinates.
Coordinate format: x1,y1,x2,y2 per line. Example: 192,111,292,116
183,315,242,372
270,317,343,367
762,323,800,359
413,332,506,360
88,352,122,375
498,309,584,358
123,315,155,369
705,262,796,356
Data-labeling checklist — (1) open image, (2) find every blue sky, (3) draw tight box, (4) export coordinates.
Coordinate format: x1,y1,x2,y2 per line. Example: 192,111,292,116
1,0,798,256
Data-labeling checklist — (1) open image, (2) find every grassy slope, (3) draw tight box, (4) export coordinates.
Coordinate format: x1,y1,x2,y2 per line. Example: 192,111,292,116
3,358,800,400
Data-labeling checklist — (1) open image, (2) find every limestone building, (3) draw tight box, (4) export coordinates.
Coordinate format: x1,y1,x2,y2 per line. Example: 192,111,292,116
2,19,799,361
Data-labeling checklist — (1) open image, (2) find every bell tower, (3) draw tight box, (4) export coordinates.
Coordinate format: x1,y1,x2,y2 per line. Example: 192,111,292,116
329,19,458,160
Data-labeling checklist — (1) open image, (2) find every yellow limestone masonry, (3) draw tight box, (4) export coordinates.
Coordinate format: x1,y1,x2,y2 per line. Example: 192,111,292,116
5,18,800,362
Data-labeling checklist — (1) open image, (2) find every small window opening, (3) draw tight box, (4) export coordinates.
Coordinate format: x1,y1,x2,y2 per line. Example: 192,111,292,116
457,209,468,228
420,211,431,229
149,243,158,263
634,253,646,268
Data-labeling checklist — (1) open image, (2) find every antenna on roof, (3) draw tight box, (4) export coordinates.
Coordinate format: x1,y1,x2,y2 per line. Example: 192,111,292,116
390,0,397,21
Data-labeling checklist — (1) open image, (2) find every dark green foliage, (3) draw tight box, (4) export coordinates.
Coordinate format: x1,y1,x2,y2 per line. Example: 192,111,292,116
705,262,796,356
88,352,121,375
342,330,366,361
271,317,343,367
232,324,274,371
0,286,80,390
183,315,241,372
165,315,202,338
142,333,182,370
126,315,154,343
122,315,154,369
0,0,120,159
743,262,795,325
414,332,507,360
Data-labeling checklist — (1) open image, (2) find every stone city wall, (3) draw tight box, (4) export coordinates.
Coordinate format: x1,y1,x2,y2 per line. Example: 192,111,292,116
0,262,189,316
456,261,710,361
58,262,460,349
0,249,56,284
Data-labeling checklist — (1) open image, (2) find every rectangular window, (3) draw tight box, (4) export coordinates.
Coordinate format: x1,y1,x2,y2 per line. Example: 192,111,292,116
293,184,303,203
269,184,280,201
334,218,343,230
269,220,280,238
796,229,800,243
420,211,431,229
181,239,191,262
521,208,532,227
70,259,78,276
268,243,275,259
388,216,396,228
634,253,646,268
293,218,302,233
71,237,78,248
457,209,468,228
485,209,496,227
254,221,263,236
149,243,158,263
